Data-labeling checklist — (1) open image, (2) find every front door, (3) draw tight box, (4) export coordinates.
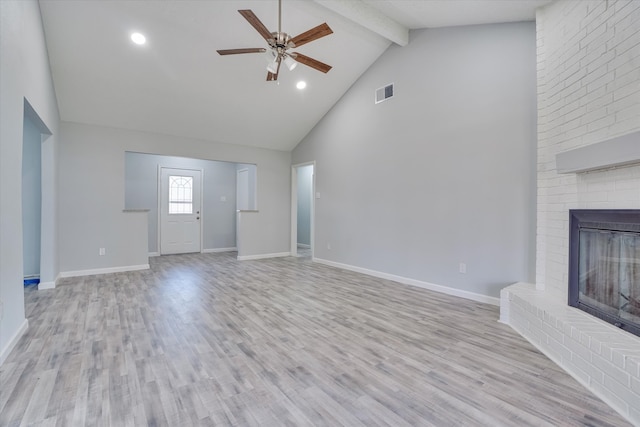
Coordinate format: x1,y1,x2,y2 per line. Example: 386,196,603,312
160,168,202,255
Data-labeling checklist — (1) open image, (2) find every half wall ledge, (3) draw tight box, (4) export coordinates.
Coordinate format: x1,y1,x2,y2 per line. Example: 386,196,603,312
556,131,640,174
500,282,640,425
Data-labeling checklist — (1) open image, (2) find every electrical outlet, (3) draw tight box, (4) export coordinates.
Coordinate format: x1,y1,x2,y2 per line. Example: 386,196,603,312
327,243,331,250
99,248,106,256
459,262,467,274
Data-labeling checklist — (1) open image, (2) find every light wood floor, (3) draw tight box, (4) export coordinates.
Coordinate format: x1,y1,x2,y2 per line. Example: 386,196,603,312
0,253,630,426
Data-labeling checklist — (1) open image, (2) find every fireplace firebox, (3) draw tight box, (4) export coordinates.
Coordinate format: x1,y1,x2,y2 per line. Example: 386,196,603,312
568,209,640,337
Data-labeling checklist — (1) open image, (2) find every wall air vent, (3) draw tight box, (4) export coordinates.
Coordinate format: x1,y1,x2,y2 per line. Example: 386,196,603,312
375,83,394,104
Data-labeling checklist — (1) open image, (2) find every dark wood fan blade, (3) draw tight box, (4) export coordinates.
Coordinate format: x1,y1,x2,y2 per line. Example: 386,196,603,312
238,10,273,41
290,23,333,47
217,48,266,55
267,58,281,81
292,53,332,73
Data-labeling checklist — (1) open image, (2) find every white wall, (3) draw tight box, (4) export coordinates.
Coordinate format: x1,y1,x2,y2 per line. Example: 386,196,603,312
58,121,291,272
0,0,60,363
236,163,257,210
292,22,537,299
536,0,640,295
125,153,238,253
297,165,313,246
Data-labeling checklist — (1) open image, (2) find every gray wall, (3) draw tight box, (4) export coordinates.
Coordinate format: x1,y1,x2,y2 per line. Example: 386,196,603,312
297,165,313,246
1,0,60,362
125,152,238,253
22,114,42,277
58,121,291,273
236,163,257,210
292,23,537,298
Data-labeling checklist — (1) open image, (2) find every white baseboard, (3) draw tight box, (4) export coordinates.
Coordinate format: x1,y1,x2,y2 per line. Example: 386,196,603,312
313,258,500,306
237,252,291,261
59,264,150,278
150,248,237,256
38,280,56,290
37,273,61,290
296,244,311,249
203,247,237,253
0,319,29,366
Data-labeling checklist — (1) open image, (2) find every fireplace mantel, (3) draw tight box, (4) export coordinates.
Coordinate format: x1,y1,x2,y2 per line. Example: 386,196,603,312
556,131,640,174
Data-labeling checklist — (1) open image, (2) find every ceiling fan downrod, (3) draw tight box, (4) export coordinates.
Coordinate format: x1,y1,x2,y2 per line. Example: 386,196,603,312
278,0,282,34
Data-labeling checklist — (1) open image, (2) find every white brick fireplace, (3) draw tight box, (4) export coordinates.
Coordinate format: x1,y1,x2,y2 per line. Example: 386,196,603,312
500,0,640,424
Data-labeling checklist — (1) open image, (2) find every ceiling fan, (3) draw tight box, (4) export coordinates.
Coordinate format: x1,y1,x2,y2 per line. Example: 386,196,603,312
217,0,333,81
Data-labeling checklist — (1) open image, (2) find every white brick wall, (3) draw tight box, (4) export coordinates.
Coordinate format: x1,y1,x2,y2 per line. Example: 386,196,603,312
536,0,640,294
503,1,640,423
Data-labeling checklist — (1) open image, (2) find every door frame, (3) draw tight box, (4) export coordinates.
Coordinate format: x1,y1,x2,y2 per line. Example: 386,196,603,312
157,166,204,255
236,168,248,210
22,100,54,288
290,161,315,258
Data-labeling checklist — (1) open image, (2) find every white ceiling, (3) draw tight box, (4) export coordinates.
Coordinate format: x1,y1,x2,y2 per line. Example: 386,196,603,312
361,0,552,30
39,0,551,152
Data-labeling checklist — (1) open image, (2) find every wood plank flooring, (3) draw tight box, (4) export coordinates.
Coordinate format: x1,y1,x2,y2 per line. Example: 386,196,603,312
0,252,630,426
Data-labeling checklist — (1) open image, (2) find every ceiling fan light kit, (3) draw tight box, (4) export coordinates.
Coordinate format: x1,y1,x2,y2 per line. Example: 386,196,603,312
266,56,279,74
283,55,297,71
217,0,333,82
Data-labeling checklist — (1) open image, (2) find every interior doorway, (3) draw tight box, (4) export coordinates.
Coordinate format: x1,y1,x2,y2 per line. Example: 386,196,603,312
159,167,202,255
237,168,249,210
22,113,42,285
22,100,53,290
291,162,315,258
22,101,52,287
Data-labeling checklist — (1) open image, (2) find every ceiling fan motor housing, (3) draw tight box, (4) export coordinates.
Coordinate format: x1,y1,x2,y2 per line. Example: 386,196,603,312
270,32,295,53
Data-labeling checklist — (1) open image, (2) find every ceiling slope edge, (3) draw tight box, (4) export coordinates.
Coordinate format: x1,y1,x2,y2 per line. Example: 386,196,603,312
312,0,409,46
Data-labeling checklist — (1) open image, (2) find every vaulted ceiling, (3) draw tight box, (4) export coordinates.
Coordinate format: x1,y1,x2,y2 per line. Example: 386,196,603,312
39,0,551,151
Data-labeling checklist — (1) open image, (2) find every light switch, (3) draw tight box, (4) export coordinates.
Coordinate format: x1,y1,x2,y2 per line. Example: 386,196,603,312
316,192,321,199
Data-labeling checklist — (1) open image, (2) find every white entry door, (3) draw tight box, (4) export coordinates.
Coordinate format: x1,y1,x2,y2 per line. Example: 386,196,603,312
160,168,202,255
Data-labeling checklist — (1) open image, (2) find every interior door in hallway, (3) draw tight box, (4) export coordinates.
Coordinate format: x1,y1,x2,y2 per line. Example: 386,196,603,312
160,168,202,254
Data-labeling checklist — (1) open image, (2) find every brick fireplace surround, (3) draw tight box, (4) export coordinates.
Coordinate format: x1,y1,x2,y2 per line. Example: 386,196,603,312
499,0,640,424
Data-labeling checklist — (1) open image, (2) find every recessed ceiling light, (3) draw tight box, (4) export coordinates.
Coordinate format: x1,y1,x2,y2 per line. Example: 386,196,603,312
296,81,307,90
131,32,146,45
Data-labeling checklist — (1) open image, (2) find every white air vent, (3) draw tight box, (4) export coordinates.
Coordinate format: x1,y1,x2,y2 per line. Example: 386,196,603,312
375,83,394,104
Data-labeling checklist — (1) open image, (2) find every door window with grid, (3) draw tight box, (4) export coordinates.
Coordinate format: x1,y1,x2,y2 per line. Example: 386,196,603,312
168,175,193,214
